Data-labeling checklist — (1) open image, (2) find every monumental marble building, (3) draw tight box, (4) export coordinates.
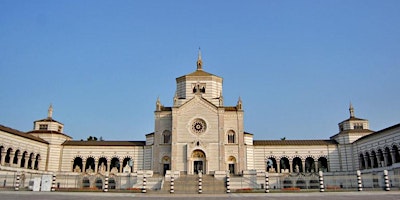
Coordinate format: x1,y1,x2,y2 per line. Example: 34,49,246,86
1,53,400,178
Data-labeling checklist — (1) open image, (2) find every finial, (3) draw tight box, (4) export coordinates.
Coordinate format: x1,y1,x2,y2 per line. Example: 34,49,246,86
237,97,242,110
48,104,53,118
196,47,203,70
156,97,162,111
349,102,355,118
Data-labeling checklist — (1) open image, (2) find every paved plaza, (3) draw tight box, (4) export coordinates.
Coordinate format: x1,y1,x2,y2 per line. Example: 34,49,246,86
1,191,400,200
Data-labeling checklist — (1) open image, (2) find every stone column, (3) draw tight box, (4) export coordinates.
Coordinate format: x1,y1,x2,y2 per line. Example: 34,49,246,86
16,151,22,168
391,150,397,164
107,162,111,172
82,160,86,173
276,160,281,173
301,160,305,173
383,153,388,167
0,149,6,165
314,161,319,172
24,154,29,169
9,151,15,166
288,162,292,173
95,160,98,173
363,155,368,169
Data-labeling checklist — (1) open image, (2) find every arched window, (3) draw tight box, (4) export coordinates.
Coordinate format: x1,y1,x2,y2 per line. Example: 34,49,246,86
292,157,303,173
227,130,235,144
393,145,400,163
85,157,95,173
110,157,120,173
73,157,83,172
34,154,40,170
305,157,315,172
162,130,171,144
318,157,329,172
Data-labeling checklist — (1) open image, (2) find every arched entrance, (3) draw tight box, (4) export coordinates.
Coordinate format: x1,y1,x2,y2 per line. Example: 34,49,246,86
192,150,206,174
161,156,171,175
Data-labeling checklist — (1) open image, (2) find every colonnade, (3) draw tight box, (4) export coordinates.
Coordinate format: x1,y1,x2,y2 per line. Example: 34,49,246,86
0,146,41,170
359,145,400,170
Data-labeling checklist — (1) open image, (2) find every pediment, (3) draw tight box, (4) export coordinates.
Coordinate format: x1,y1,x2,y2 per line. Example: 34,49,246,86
177,95,218,114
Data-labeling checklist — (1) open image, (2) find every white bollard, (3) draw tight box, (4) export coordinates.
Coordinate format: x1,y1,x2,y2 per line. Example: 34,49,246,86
226,173,230,193
319,171,324,192
384,170,390,191
357,170,363,191
170,176,174,194
103,174,109,192
142,176,147,193
14,172,20,191
51,174,56,192
198,172,202,194
265,172,269,193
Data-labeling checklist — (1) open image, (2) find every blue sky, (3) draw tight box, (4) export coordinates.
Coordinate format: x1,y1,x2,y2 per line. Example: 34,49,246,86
1,1,399,141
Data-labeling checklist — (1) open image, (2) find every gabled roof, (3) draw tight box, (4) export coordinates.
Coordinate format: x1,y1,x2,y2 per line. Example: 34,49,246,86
253,140,338,146
27,130,72,139
354,123,400,143
184,70,219,77
63,140,145,146
34,117,64,125
339,116,367,124
0,124,48,144
330,129,374,139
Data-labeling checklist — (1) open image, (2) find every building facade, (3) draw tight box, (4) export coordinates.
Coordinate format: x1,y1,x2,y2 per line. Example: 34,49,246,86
1,54,400,178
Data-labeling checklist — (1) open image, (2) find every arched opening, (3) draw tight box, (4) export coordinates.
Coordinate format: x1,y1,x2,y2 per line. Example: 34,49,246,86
378,149,384,167
305,157,315,172
161,156,170,175
85,157,95,173
296,178,306,189
365,152,371,169
162,130,171,144
13,149,20,165
283,178,293,188
109,178,116,189
385,147,392,166
34,154,40,170
227,156,236,174
192,150,206,174
359,154,365,169
98,157,108,173
280,157,290,173
318,157,328,172
82,177,90,188
393,145,400,163
95,178,103,189
5,148,12,165
110,157,120,173
371,151,378,168
292,157,303,173
122,157,133,173
227,130,235,144
266,157,277,173
73,157,83,172
0,146,3,165
27,153,34,169
20,151,28,168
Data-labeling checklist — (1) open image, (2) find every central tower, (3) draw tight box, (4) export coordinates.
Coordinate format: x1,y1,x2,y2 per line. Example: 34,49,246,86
150,51,245,175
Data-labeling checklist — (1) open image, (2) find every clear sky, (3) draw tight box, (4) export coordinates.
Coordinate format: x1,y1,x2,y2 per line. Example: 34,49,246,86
1,1,399,141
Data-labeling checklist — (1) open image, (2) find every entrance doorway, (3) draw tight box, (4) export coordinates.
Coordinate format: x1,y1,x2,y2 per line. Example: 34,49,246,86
229,164,235,174
163,164,170,175
194,161,203,174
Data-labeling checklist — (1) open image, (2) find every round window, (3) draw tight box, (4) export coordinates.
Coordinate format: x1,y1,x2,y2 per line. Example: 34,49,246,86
191,119,207,134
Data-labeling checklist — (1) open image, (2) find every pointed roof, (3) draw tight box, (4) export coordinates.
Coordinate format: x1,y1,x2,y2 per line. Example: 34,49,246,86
197,48,203,70
176,50,222,80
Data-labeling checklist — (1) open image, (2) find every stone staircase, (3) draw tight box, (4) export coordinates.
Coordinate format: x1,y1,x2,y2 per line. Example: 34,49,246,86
161,174,226,194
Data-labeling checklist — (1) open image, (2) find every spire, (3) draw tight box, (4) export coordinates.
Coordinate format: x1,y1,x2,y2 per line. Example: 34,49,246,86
156,97,162,111
48,104,53,118
349,102,355,118
196,48,203,70
237,97,242,110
